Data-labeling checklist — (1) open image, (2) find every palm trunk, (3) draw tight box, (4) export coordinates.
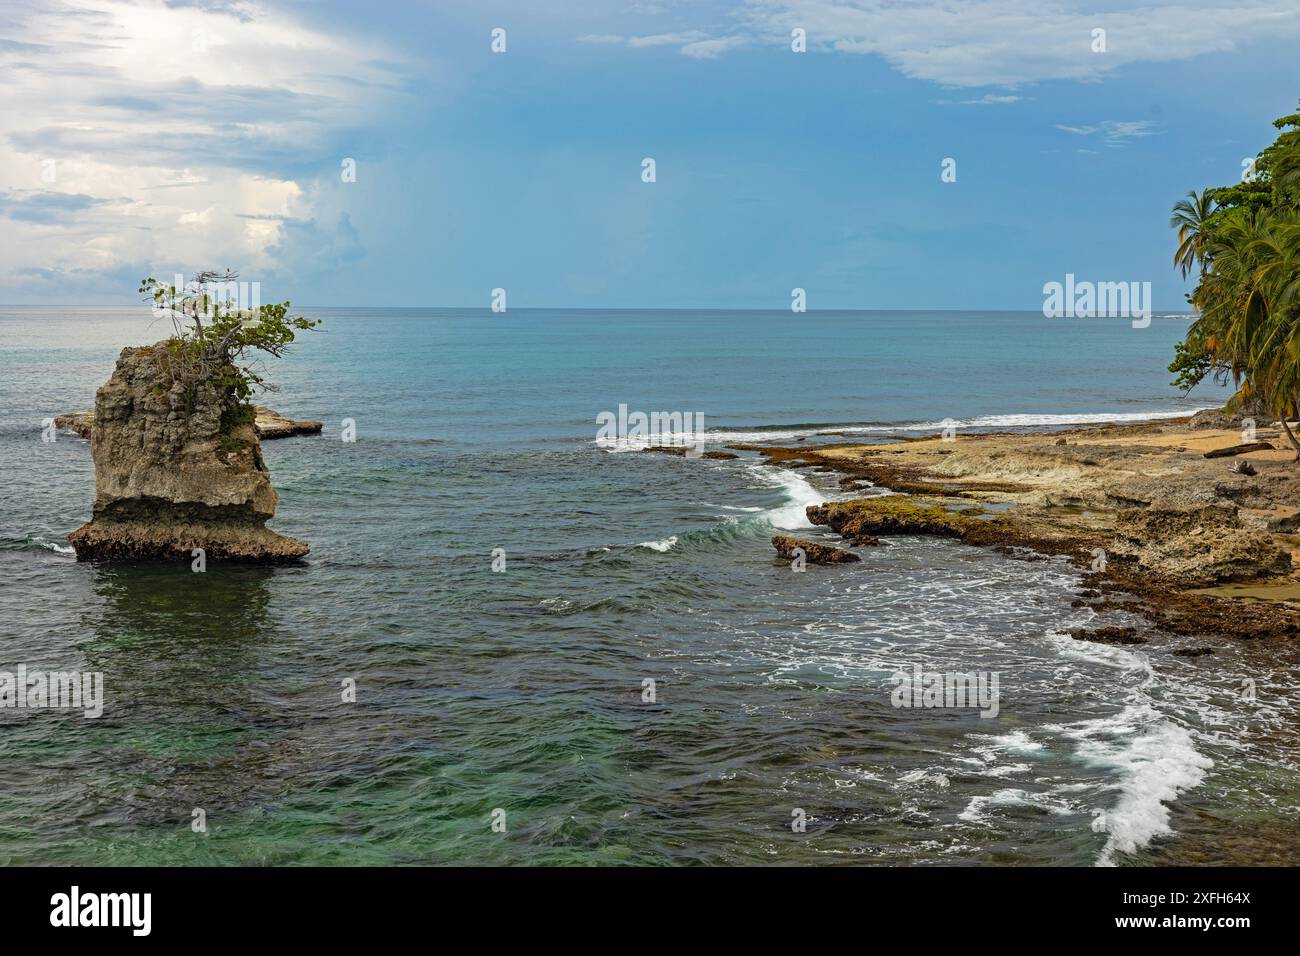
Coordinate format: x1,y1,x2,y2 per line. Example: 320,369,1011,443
1282,403,1300,461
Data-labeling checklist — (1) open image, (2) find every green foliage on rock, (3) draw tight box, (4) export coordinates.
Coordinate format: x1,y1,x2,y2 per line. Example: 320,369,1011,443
139,271,319,431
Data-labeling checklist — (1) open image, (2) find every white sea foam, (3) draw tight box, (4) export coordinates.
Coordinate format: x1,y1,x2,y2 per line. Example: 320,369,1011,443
628,435,834,555
1047,629,1154,675
34,537,75,555
876,410,1201,432
971,730,1046,759
1059,703,1213,866
1040,629,1213,863
750,464,826,530
959,788,1075,823
899,769,951,788
594,408,1207,451
538,597,576,613
981,763,1034,778
637,536,678,552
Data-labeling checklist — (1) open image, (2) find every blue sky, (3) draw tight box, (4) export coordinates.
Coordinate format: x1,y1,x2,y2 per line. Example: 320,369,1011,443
2,0,1299,309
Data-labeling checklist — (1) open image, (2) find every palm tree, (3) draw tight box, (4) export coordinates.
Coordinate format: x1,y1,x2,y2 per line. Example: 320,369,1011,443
1246,211,1300,455
1205,210,1271,368
1274,150,1300,192
1184,208,1300,457
1170,189,1218,279
1170,106,1300,462
1269,132,1300,193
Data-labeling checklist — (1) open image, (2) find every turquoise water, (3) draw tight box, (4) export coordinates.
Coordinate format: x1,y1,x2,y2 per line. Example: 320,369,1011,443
3,306,1299,866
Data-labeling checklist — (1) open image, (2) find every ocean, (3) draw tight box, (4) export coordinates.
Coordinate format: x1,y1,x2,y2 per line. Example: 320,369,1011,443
3,305,1298,865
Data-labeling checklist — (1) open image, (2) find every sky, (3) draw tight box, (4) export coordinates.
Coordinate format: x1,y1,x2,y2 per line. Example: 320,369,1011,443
1,0,1299,310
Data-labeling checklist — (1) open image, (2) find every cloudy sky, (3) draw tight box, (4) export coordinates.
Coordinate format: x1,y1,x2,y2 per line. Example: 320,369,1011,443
2,0,1299,308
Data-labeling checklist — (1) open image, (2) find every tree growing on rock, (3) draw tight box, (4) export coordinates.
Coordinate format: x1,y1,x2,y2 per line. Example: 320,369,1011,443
139,271,319,431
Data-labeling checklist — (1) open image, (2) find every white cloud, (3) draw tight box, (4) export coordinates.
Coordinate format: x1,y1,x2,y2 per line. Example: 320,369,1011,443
681,35,751,58
578,29,748,58
1103,120,1159,140
1056,119,1160,147
941,93,1023,105
627,31,710,48
596,0,1300,86
0,0,411,299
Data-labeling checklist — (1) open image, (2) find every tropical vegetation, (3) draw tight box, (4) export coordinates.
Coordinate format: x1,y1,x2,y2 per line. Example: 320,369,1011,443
139,271,319,431
1170,100,1300,456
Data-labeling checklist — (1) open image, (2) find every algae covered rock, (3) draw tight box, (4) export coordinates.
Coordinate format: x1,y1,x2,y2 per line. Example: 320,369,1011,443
806,496,987,544
771,534,864,564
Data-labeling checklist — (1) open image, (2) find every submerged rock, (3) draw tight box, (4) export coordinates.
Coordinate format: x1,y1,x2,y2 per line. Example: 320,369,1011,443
1067,626,1146,645
67,344,308,562
639,446,738,460
771,534,864,564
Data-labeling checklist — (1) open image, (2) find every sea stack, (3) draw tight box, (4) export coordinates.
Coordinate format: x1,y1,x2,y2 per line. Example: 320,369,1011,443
68,342,309,561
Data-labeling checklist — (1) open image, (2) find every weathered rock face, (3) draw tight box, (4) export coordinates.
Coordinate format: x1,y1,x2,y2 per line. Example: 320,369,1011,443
1188,408,1233,430
1110,504,1289,585
1189,394,1271,430
67,344,308,562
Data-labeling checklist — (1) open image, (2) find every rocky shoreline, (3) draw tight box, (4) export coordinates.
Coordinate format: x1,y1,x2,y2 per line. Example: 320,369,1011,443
746,417,1300,640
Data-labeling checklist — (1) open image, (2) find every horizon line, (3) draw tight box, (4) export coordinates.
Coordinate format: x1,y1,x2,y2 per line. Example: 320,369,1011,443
0,303,1198,315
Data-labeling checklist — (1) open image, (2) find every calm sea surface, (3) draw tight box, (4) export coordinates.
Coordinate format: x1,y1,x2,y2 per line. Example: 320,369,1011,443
2,306,1298,865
